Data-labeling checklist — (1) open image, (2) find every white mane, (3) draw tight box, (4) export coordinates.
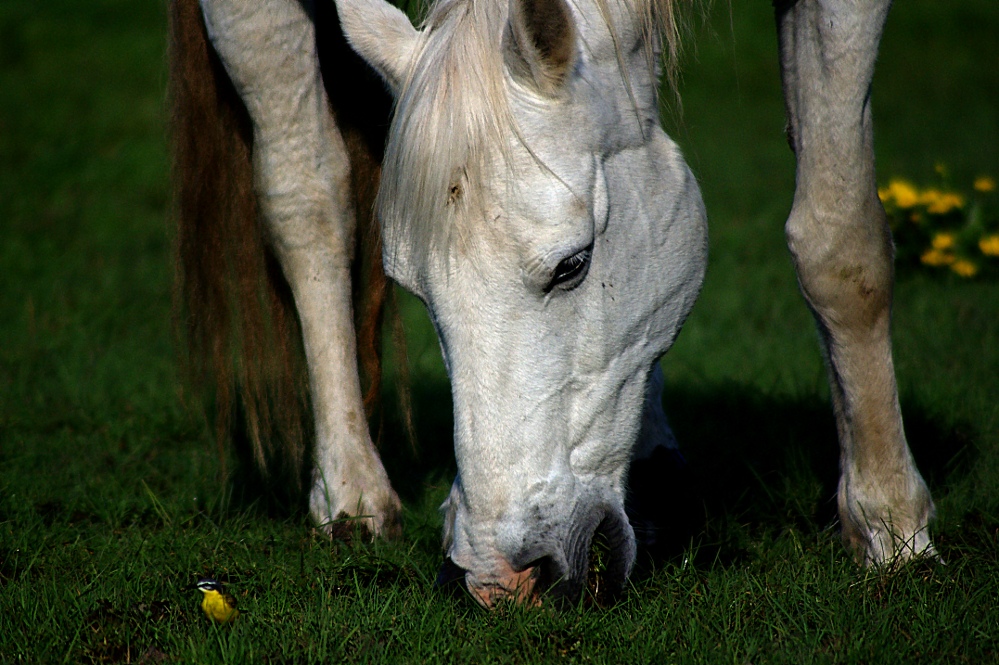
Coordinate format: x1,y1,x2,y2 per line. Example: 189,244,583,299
377,0,514,270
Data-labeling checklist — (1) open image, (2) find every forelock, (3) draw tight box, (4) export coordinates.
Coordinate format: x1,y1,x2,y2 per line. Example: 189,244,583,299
376,0,516,273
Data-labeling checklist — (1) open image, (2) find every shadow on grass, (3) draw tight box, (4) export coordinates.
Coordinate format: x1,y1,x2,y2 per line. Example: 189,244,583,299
632,382,975,571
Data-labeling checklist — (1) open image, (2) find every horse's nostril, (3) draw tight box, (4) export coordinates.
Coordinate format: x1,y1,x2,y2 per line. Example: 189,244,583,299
543,507,635,607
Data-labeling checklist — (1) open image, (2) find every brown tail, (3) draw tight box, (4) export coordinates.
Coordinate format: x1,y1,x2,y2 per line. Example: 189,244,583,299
168,0,395,494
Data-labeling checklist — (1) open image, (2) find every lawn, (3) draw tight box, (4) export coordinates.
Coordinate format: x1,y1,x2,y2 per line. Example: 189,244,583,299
1,0,997,663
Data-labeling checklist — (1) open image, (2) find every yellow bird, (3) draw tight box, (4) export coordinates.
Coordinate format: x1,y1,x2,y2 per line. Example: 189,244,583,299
195,578,239,623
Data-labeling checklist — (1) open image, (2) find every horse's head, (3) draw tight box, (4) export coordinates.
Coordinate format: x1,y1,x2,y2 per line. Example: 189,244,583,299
337,0,707,605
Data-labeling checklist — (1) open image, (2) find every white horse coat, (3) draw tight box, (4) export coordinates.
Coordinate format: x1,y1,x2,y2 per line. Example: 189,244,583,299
182,0,935,606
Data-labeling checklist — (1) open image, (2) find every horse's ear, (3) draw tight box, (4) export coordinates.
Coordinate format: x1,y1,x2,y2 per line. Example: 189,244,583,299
504,0,578,97
335,0,421,94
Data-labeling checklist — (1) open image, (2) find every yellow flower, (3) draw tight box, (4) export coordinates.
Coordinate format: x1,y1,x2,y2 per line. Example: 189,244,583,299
979,235,999,257
951,260,978,278
920,248,955,267
920,189,964,214
974,176,996,193
931,233,955,250
935,162,948,178
879,179,920,209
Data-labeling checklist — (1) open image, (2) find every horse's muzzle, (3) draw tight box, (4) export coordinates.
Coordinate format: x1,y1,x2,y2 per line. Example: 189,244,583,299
435,504,635,608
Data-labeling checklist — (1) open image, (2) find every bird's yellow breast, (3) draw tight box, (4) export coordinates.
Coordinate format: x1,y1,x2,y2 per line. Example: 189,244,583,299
201,590,239,623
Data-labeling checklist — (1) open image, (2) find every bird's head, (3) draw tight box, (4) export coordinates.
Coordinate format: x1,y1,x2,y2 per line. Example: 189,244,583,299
195,578,222,594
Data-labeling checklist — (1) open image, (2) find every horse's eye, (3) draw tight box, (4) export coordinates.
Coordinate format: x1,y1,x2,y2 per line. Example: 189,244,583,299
545,245,592,293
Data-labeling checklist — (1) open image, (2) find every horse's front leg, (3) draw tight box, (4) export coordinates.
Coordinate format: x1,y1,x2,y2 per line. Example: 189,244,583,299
775,0,934,564
200,0,400,536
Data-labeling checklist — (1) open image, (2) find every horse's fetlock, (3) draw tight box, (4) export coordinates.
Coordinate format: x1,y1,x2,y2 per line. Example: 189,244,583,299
839,473,935,566
309,469,402,540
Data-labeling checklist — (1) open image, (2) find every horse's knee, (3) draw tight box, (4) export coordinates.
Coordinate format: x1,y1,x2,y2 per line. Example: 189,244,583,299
785,195,894,335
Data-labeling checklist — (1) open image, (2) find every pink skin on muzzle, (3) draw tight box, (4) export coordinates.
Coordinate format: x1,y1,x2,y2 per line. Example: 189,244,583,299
465,559,541,608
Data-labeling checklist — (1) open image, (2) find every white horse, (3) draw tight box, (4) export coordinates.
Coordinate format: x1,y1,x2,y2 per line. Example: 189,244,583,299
171,0,936,606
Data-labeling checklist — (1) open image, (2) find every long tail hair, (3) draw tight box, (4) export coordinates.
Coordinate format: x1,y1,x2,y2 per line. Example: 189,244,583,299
168,0,398,496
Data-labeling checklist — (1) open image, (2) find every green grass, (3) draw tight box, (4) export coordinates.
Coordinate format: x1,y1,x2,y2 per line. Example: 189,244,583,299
2,0,997,662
